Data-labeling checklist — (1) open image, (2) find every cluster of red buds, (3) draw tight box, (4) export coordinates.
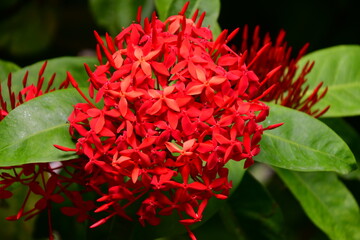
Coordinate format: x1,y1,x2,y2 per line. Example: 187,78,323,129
237,25,329,117
0,61,69,120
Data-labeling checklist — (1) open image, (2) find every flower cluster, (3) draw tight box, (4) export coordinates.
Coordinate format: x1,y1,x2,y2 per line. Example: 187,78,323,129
238,25,329,117
55,5,281,238
0,5,304,240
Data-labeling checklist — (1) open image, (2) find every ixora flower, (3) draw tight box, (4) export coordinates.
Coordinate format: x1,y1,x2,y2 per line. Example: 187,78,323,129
53,4,283,239
237,25,329,117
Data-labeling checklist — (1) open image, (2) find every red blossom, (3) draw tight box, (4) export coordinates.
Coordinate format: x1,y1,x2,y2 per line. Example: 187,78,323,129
56,5,282,240
61,191,95,222
29,176,64,210
237,25,329,117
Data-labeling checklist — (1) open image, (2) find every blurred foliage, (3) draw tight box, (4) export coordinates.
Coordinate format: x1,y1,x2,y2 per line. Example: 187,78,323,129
0,185,41,240
219,0,360,54
0,59,20,80
0,0,58,57
155,0,221,37
0,0,359,64
89,0,154,36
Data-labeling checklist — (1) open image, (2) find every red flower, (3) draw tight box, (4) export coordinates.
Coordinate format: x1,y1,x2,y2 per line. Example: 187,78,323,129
29,176,64,210
61,191,95,222
58,4,281,240
238,25,329,117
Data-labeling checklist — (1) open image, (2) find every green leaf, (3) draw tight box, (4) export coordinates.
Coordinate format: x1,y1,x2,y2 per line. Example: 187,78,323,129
257,103,357,174
0,59,20,81
155,0,221,36
89,0,154,35
224,171,285,240
275,169,360,240
0,56,97,105
0,89,86,167
154,0,173,20
298,45,360,117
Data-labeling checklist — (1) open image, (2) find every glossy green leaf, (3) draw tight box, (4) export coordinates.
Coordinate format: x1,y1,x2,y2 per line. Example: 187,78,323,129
275,169,360,240
224,171,285,240
0,89,86,167
0,56,97,105
155,0,221,37
257,103,357,174
298,45,360,117
89,0,154,35
0,59,20,81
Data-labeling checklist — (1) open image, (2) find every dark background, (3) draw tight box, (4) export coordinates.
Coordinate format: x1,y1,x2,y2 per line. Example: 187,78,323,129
219,0,360,54
0,0,359,66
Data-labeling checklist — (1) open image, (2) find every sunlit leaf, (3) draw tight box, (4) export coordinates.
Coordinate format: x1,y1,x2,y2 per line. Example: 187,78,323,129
0,89,85,167
275,169,360,240
257,103,357,174
298,45,360,117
